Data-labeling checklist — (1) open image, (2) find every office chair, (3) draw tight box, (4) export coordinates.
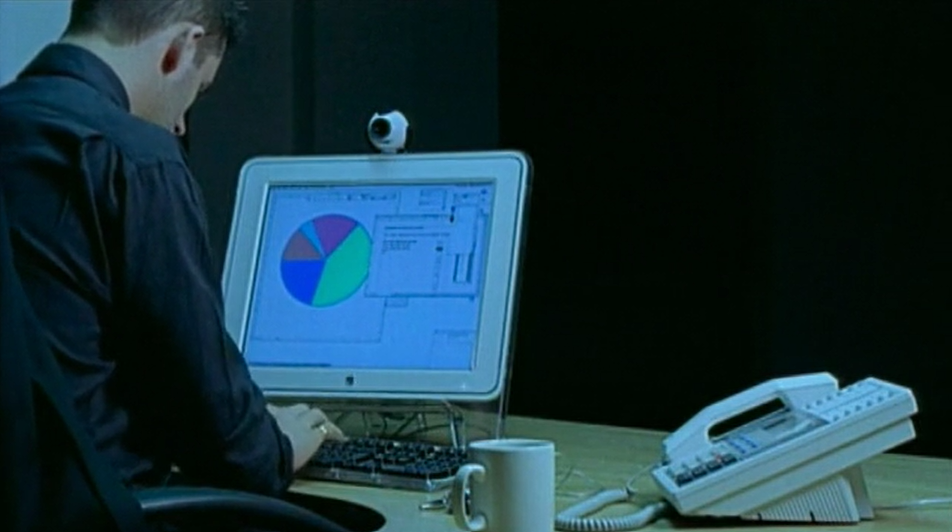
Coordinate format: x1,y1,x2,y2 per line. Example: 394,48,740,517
0,189,351,532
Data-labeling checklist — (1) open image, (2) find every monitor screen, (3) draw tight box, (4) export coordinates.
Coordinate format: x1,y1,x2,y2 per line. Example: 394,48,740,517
222,152,530,401
243,182,495,372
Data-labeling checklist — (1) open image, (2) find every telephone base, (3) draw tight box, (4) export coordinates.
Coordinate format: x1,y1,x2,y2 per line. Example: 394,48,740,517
741,466,873,523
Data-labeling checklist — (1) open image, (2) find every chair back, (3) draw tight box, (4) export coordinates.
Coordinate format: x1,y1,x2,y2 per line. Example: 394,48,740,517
0,188,148,532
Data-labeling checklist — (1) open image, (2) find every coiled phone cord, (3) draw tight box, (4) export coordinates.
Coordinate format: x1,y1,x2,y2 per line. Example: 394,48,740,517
555,463,669,532
554,487,668,531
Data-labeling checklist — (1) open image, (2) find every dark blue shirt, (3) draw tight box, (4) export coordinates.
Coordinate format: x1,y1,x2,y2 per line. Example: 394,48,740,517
0,44,293,495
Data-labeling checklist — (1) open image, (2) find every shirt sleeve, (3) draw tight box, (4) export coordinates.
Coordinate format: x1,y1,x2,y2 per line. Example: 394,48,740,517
114,157,294,496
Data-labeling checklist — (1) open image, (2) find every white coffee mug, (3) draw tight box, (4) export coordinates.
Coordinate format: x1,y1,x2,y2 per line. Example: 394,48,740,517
451,438,555,532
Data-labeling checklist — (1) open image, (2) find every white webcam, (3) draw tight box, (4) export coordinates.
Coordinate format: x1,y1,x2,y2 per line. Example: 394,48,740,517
367,110,411,153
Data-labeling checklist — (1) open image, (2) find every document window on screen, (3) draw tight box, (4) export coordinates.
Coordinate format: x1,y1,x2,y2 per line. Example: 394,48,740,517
243,182,495,372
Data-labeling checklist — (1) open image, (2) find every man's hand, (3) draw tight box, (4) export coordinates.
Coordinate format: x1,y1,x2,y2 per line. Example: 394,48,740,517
267,404,346,471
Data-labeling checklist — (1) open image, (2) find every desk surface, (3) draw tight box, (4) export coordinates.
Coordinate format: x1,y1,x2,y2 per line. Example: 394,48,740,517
292,416,952,532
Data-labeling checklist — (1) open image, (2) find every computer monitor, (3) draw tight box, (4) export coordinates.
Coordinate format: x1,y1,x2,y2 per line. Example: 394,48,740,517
222,152,531,402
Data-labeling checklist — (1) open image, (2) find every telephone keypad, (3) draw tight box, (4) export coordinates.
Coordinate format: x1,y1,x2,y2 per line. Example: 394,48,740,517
674,471,693,486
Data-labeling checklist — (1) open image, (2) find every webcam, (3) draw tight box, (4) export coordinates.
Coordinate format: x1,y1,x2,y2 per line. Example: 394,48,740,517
367,110,411,153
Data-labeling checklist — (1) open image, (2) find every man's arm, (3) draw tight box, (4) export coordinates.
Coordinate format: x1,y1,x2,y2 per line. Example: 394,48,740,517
116,158,293,495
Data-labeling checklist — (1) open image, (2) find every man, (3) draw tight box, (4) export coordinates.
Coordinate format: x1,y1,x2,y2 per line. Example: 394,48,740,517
0,0,343,496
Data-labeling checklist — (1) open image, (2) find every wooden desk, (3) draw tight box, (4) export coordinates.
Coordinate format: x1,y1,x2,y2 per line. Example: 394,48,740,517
292,416,952,532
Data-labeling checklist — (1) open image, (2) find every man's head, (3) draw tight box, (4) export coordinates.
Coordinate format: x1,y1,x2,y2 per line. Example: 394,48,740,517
61,0,247,135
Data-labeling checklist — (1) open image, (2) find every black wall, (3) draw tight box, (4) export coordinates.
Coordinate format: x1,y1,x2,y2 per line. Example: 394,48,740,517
758,2,951,457
190,0,498,265
499,0,951,457
191,0,952,457
500,0,773,438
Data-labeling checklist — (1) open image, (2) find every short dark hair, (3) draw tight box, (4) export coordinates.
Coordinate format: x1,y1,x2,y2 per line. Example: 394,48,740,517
66,0,248,52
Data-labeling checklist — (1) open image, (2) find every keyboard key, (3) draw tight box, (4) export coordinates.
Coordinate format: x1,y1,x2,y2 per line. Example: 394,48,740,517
307,437,469,490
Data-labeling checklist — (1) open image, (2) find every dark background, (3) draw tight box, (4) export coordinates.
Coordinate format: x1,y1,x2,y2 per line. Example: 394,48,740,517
189,0,952,458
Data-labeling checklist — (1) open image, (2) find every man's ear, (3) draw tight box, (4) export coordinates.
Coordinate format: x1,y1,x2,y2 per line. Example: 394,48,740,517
159,25,206,77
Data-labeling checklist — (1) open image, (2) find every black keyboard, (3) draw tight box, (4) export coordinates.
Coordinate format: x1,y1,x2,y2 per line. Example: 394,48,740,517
301,437,470,491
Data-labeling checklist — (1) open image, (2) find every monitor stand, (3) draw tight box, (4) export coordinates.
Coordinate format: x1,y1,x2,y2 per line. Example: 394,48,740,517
303,397,506,450
268,347,515,491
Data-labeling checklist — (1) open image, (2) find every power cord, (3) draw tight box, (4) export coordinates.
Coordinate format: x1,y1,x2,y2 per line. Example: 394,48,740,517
554,463,670,532
553,461,952,531
553,491,952,532
875,497,952,510
439,451,948,531
556,459,606,499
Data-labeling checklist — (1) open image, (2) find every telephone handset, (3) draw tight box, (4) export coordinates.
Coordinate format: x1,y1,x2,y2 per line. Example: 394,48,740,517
658,373,839,464
554,373,918,531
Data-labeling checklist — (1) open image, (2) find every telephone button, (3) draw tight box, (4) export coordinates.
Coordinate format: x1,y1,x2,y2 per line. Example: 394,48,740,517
741,436,758,449
690,465,708,479
674,472,693,486
721,453,738,465
705,459,723,472
728,440,746,453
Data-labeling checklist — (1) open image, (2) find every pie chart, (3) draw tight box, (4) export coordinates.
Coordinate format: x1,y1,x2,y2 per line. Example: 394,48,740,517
280,214,372,307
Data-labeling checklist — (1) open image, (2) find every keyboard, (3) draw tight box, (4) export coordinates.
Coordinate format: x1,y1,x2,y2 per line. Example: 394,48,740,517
300,437,470,491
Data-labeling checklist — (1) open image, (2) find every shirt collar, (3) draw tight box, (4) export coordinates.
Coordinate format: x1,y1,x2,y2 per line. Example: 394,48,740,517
18,43,131,111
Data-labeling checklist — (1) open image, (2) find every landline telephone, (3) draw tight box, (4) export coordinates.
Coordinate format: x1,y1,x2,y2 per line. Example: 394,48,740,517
555,372,919,531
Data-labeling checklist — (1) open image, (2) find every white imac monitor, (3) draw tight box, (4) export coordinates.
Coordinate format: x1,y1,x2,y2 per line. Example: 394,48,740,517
222,152,531,402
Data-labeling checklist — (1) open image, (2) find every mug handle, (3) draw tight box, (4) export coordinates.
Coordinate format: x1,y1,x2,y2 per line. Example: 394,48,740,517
451,463,487,531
